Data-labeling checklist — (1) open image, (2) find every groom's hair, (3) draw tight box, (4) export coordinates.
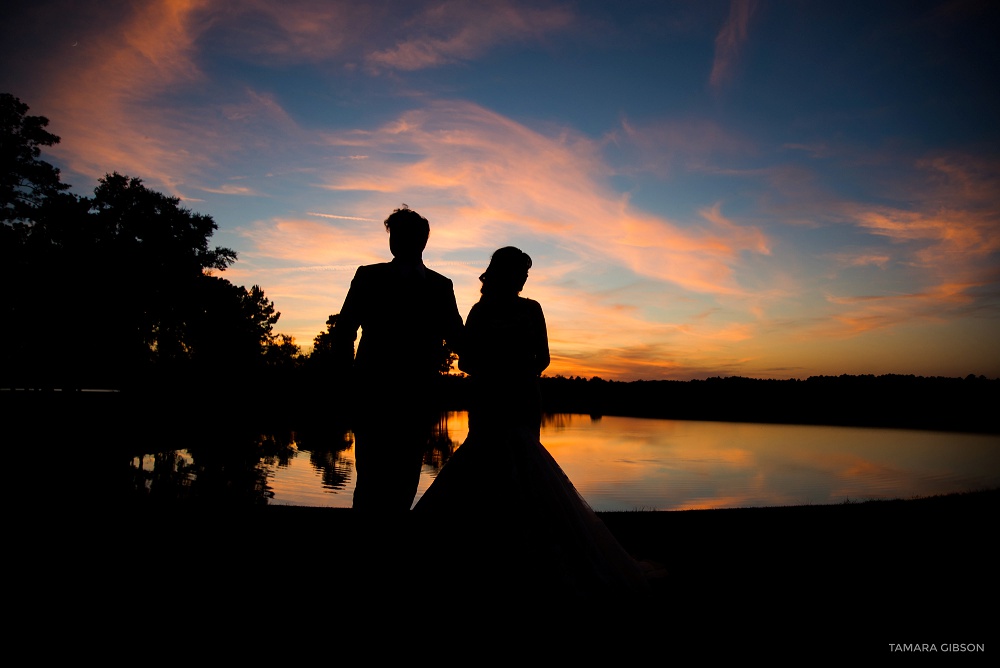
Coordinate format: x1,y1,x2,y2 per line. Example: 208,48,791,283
385,205,430,252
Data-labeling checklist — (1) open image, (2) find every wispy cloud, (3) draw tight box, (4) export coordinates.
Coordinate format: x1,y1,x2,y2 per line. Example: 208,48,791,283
198,184,260,196
613,117,755,176
364,1,574,72
32,1,575,193
828,253,891,269
38,0,213,189
201,0,574,70
709,0,758,90
307,212,379,222
313,101,770,295
775,153,1000,339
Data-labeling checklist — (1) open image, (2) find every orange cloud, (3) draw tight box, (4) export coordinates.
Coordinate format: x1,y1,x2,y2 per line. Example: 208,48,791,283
816,157,1000,337
741,151,1000,347
38,1,215,190
198,184,260,196
315,101,770,296
855,208,998,254
35,1,576,195
240,218,387,267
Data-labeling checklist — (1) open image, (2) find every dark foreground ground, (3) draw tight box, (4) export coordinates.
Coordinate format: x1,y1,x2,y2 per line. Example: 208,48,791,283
18,489,995,656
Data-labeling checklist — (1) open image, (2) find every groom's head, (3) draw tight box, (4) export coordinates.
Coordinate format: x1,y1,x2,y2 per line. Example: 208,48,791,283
385,206,430,260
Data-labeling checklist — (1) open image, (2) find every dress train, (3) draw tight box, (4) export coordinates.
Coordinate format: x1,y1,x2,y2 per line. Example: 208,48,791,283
413,425,650,597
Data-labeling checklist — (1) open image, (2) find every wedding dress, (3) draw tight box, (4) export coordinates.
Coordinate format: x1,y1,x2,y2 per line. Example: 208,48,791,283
413,296,649,597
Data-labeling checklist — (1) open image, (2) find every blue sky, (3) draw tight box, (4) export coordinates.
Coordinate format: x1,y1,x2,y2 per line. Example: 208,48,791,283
3,0,998,379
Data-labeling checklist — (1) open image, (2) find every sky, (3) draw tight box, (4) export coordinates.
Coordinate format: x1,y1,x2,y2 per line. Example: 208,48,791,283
3,0,999,380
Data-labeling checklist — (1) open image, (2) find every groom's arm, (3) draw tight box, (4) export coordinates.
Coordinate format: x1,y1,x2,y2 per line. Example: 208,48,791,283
332,266,367,370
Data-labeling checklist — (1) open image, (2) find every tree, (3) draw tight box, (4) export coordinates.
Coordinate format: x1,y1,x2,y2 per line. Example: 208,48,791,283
150,276,287,374
240,284,280,347
265,334,301,370
438,342,457,374
1,93,70,226
75,175,239,383
309,314,340,363
88,173,236,274
2,94,78,387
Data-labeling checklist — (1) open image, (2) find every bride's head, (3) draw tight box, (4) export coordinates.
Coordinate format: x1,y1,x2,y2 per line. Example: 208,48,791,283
480,246,532,297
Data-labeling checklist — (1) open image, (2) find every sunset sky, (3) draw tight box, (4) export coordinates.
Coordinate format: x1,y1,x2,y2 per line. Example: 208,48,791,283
3,0,998,380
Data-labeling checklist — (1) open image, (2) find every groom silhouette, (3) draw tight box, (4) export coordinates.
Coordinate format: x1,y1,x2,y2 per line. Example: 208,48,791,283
335,206,463,513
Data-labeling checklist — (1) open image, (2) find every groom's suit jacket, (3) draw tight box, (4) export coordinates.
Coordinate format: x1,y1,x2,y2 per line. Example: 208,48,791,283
335,260,463,385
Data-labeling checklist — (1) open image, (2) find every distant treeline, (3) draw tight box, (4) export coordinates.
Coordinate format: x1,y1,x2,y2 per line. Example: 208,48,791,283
7,373,995,437
536,374,999,433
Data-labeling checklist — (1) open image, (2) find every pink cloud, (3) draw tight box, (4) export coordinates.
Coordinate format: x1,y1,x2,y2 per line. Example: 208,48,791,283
315,102,770,297
37,1,212,189
738,148,1000,343
239,217,388,267
197,184,260,196
818,277,983,337
23,4,327,199
831,157,1000,333
32,1,577,196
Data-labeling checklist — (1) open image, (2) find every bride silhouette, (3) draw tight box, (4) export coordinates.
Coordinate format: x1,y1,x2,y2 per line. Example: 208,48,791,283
414,247,649,597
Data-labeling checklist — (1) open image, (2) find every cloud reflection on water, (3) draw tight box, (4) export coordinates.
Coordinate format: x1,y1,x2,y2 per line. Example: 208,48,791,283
261,413,1000,511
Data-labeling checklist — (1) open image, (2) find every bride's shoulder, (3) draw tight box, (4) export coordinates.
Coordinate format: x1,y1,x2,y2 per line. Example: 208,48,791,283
519,297,544,314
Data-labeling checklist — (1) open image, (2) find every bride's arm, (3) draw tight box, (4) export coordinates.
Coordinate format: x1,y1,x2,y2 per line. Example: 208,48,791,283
457,303,481,376
532,300,550,376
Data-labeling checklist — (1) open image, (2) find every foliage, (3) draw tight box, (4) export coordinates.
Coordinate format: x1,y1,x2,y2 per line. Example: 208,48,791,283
438,343,458,374
308,314,340,364
265,333,302,369
89,172,237,274
0,93,69,226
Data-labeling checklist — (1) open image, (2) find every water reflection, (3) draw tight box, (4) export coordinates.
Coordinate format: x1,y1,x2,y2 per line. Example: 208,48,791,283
129,430,298,505
540,416,1000,510
127,413,465,507
127,413,1000,510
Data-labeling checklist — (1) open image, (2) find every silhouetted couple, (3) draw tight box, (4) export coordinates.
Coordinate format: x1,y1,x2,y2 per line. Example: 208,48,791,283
336,207,647,596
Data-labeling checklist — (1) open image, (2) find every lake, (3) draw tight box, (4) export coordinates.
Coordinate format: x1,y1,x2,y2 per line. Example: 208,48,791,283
130,412,1000,510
